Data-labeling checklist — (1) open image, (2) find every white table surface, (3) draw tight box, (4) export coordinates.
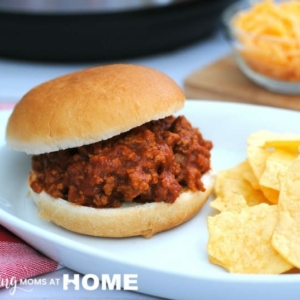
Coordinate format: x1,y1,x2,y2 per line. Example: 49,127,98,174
0,30,231,300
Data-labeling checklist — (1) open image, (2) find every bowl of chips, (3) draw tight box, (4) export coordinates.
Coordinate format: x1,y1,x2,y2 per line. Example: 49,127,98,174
223,0,300,94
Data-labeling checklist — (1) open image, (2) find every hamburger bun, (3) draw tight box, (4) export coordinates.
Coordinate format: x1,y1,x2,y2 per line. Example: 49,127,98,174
29,171,215,238
6,64,185,154
6,64,214,238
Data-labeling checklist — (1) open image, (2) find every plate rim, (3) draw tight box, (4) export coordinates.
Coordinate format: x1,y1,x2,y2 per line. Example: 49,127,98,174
1,100,300,300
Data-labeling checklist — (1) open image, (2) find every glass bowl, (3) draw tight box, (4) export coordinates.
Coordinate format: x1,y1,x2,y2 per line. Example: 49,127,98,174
222,1,300,95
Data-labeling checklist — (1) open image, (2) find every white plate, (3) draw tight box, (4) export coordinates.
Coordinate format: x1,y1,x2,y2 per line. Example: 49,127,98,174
1,100,300,300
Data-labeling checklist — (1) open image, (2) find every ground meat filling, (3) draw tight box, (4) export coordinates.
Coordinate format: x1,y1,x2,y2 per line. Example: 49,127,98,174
30,115,212,208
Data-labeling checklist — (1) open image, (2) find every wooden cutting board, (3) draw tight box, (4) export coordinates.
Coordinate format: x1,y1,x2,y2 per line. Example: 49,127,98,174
184,55,300,111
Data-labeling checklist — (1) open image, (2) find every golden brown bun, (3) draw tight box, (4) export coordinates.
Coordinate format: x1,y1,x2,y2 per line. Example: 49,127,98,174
29,171,215,238
6,64,185,154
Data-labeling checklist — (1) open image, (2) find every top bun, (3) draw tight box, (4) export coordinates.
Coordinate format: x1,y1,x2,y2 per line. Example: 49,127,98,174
6,64,185,154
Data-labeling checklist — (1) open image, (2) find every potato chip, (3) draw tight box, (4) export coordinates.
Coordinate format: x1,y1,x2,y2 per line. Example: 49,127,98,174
259,149,296,190
242,169,260,190
259,186,279,205
207,203,293,274
247,130,300,152
247,145,270,178
208,255,224,268
214,160,269,207
214,161,247,194
247,130,280,147
247,146,279,203
272,157,300,268
208,130,300,274
210,195,247,213
242,169,279,204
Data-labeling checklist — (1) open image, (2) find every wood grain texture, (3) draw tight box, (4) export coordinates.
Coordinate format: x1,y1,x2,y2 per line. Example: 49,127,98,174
184,55,300,111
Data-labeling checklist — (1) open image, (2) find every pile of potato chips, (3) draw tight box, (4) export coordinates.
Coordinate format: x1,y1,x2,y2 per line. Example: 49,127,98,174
207,130,300,274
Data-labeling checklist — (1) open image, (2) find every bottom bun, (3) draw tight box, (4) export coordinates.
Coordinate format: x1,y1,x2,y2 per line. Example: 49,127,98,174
29,171,215,238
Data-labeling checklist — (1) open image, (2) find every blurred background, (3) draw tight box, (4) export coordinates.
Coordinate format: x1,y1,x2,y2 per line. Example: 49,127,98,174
0,0,235,62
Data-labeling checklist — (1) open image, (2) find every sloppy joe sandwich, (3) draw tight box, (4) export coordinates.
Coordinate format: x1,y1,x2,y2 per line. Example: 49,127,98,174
5,64,214,238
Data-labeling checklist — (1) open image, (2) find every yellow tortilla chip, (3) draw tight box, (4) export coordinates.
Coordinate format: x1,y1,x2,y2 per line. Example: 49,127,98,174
247,146,279,203
272,158,300,269
242,169,259,189
208,130,300,274
243,169,278,204
247,130,300,152
247,145,270,178
207,203,293,274
259,149,296,190
214,160,269,207
259,186,279,205
247,130,278,147
210,195,247,213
